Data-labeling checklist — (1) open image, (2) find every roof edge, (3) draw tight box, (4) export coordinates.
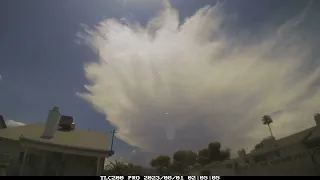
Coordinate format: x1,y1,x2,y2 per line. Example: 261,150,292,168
19,136,113,157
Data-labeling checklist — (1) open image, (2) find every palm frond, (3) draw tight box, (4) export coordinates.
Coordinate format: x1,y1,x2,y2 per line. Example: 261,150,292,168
261,115,273,125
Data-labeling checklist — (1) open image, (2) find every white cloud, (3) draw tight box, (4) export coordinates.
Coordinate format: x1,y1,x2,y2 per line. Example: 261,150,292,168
5,120,26,128
78,1,320,155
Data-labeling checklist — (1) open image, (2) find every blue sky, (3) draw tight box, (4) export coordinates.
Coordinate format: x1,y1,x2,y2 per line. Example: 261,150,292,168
1,0,319,164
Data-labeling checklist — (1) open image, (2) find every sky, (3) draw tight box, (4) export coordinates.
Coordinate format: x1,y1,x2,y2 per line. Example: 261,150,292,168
1,0,320,165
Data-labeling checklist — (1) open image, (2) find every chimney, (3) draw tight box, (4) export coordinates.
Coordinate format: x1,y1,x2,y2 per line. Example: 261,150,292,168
0,115,7,129
238,149,246,157
41,107,61,139
314,113,320,126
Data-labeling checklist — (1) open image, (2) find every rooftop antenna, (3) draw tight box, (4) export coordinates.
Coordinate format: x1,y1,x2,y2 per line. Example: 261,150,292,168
110,129,116,152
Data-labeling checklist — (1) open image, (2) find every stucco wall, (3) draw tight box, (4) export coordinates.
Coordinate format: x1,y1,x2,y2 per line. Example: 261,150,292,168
62,154,98,176
0,138,23,175
0,138,23,160
0,139,104,176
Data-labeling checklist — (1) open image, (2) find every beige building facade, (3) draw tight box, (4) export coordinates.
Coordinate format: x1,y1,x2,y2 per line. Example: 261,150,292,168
0,108,113,176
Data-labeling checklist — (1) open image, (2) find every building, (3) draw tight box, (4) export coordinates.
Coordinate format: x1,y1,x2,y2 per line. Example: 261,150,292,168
0,107,114,176
191,113,320,176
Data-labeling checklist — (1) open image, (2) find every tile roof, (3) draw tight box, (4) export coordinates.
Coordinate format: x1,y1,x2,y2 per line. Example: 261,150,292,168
0,123,109,152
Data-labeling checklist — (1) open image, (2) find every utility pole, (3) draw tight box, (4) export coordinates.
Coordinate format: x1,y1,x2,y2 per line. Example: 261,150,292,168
110,130,116,152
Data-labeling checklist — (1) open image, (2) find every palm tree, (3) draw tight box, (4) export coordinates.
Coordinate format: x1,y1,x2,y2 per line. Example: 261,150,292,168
261,115,274,137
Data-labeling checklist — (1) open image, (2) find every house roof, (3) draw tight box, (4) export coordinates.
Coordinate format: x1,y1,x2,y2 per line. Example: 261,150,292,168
276,127,315,147
0,123,110,152
306,127,320,142
249,127,315,156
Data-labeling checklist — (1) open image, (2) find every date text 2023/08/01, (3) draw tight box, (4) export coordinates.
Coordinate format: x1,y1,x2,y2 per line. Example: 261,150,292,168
100,176,221,180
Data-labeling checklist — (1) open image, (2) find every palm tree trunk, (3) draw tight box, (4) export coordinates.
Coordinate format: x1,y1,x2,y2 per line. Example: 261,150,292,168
268,124,274,137
111,130,116,151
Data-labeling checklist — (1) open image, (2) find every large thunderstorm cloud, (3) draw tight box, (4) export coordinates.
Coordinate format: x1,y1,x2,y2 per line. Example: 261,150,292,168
78,1,320,154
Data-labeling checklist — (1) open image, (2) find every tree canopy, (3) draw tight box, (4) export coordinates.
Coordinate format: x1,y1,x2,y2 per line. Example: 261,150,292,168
150,141,231,175
103,141,231,175
262,115,274,137
171,150,197,174
150,155,171,175
262,115,273,125
103,161,143,176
